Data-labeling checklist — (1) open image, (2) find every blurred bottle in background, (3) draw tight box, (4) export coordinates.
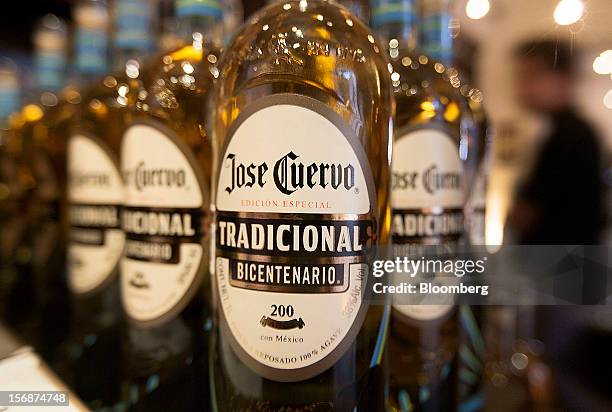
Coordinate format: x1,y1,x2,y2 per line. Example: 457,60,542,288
418,0,453,65
371,0,483,410
117,0,223,409
3,14,74,354
67,0,117,309
0,59,21,131
113,0,158,71
0,57,26,323
67,0,118,316
464,95,490,247
459,92,490,412
56,0,159,410
420,3,488,410
51,0,122,408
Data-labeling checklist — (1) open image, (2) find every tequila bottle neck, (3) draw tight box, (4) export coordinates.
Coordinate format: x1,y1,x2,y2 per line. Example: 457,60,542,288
370,0,417,50
419,0,453,65
112,0,157,72
370,0,454,64
174,0,223,49
74,28,110,85
33,15,68,94
73,1,111,86
0,60,21,126
176,15,222,49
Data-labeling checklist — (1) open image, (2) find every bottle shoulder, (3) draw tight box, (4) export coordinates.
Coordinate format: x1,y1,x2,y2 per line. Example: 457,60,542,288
27,101,75,132
388,50,461,97
141,45,221,95
131,44,221,119
72,76,128,145
109,45,220,154
388,48,476,132
219,0,393,105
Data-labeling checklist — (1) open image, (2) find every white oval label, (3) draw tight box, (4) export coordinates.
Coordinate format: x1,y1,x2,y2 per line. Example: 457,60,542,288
391,128,464,320
68,134,125,295
120,122,206,325
391,128,465,243
215,96,376,382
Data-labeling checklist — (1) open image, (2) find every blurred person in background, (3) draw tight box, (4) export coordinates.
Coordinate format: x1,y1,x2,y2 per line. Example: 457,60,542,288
507,40,611,410
508,40,607,245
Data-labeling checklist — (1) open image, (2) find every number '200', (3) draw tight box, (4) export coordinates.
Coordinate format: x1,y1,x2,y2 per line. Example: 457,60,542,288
271,304,294,318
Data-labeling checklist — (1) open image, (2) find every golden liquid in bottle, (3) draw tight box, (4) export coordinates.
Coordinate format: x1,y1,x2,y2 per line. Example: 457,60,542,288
58,74,130,405
372,2,482,409
117,31,221,410
386,50,464,412
6,94,78,352
68,74,128,298
0,113,35,324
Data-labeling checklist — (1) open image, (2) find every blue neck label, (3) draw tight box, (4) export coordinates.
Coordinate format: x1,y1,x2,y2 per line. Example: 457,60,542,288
0,88,19,120
176,0,222,20
35,50,67,92
419,13,453,63
115,0,155,52
371,0,415,28
75,28,109,75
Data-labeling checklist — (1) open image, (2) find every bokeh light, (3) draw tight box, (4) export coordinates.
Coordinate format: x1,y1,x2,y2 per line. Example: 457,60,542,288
553,0,584,26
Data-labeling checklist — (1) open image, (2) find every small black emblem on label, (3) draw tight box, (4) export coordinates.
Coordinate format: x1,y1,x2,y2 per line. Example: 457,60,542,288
129,272,150,289
260,316,305,330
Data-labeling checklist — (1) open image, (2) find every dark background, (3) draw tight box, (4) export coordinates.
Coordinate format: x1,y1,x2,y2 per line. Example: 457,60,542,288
0,0,73,53
0,0,266,53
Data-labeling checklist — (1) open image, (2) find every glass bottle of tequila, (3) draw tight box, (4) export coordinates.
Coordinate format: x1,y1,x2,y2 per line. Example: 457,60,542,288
55,0,116,403
4,14,74,352
371,0,481,410
67,1,119,305
0,58,26,321
58,0,159,409
1,102,38,327
464,92,489,247
210,1,393,410
117,0,223,409
0,58,21,218
458,90,489,412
